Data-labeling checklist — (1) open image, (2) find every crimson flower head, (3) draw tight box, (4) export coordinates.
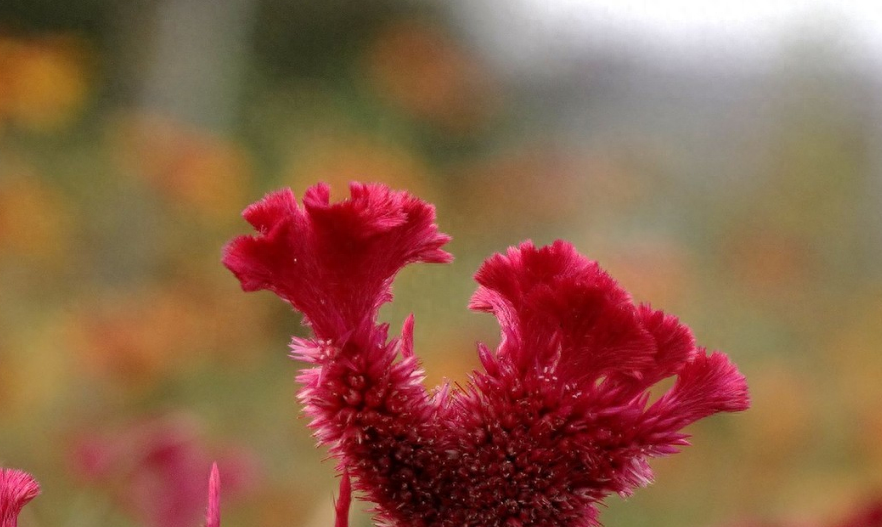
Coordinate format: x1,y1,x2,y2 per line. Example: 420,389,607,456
223,182,750,527
0,468,40,527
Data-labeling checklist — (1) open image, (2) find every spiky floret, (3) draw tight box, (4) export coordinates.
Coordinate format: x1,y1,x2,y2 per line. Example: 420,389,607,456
223,182,750,527
0,468,40,527
205,463,220,527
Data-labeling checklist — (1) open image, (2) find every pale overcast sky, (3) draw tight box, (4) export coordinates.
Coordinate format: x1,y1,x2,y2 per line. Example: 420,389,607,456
458,0,882,75
519,0,882,52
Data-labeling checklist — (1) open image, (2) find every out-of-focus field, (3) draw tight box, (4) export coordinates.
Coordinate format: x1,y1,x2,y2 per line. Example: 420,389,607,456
1,2,881,526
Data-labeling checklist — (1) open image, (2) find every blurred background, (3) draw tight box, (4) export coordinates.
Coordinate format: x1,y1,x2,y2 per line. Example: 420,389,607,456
1,1,881,526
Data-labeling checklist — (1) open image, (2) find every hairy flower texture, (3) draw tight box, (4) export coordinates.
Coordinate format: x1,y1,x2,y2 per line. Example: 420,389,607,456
223,182,750,527
0,468,40,527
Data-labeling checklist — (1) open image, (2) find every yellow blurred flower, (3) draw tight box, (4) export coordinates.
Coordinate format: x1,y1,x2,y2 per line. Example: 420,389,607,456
825,291,882,477
0,173,72,262
286,130,435,202
414,328,482,390
824,291,882,404
0,312,73,419
0,34,91,131
740,363,812,464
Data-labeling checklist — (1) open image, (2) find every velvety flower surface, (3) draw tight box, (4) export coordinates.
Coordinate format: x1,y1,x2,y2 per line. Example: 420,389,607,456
0,468,40,527
223,182,750,527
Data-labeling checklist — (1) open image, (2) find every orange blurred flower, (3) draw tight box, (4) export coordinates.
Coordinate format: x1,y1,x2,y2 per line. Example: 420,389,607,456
452,147,590,232
114,114,252,221
360,19,499,133
64,278,273,387
597,239,692,309
722,225,812,302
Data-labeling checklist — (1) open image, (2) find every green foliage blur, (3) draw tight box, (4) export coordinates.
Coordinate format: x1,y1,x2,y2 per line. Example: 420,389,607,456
1,2,881,526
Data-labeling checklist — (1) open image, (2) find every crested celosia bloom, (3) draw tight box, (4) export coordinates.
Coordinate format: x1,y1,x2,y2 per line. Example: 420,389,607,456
0,468,40,527
223,182,750,527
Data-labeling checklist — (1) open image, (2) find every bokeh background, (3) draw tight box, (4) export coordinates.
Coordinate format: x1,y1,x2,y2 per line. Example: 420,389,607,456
1,1,882,526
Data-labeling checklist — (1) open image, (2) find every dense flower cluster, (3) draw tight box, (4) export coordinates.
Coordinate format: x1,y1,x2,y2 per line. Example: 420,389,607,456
222,182,750,527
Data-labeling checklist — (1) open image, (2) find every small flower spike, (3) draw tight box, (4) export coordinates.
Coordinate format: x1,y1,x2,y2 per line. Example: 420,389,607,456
0,468,40,527
205,463,220,527
224,182,750,527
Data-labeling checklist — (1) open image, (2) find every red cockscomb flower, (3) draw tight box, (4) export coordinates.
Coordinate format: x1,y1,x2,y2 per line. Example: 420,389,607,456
223,182,750,527
0,468,40,527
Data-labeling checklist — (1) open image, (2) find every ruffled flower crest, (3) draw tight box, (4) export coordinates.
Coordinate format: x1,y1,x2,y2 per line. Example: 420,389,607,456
223,182,451,343
223,182,749,527
0,468,40,527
